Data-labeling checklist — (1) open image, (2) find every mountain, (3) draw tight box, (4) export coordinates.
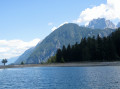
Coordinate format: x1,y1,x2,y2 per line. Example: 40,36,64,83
117,22,120,28
18,23,114,64
15,47,34,64
87,18,116,29
54,28,120,63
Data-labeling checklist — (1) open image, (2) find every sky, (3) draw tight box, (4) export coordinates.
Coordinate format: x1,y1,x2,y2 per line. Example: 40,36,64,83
0,0,120,59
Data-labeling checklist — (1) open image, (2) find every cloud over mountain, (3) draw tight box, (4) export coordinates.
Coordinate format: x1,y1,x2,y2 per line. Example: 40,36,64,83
75,0,120,24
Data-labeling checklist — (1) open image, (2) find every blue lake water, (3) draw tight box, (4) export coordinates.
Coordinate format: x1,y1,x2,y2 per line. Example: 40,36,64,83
0,66,120,89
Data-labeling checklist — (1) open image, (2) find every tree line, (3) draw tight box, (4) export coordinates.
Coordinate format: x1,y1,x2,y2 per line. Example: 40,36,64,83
47,28,120,63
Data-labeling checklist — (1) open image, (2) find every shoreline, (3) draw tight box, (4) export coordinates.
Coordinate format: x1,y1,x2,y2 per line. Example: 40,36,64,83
0,61,120,69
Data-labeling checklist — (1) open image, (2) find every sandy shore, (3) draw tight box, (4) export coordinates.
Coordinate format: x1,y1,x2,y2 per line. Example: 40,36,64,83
0,61,120,69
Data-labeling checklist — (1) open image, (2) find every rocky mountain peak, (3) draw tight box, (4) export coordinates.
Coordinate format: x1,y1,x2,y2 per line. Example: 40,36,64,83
87,18,116,29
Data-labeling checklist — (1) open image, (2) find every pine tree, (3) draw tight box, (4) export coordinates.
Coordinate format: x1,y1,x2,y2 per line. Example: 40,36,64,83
56,49,62,62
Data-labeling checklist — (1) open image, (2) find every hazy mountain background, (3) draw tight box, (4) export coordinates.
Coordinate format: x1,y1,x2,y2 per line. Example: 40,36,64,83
117,22,120,28
15,47,34,64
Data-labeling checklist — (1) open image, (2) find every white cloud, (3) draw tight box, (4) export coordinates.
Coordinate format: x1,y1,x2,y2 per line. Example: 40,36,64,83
0,47,10,52
48,22,53,26
51,22,68,31
74,0,120,24
0,38,40,59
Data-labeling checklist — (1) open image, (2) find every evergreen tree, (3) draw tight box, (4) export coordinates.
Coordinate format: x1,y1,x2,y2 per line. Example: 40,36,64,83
56,49,62,62
96,35,103,61
21,61,24,65
62,45,67,61
66,44,71,62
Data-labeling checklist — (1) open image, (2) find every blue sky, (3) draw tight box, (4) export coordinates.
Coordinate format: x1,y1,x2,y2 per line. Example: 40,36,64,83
1,0,120,59
0,0,106,41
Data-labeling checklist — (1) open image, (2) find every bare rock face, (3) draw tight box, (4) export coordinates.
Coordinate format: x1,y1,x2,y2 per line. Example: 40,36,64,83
87,18,116,29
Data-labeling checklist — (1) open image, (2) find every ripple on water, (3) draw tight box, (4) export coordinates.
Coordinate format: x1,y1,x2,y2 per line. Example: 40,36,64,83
0,66,120,89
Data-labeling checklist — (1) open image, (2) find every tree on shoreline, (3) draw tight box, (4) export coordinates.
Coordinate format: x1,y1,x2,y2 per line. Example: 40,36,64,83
21,61,24,65
2,59,8,66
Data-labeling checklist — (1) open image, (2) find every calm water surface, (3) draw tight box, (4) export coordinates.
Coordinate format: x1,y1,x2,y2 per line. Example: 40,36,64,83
0,66,120,89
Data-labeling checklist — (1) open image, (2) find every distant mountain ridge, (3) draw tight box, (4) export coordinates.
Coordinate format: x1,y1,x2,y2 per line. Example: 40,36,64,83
87,18,116,29
14,23,115,64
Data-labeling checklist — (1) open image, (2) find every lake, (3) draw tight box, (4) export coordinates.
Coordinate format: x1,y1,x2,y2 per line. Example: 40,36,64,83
0,66,120,89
